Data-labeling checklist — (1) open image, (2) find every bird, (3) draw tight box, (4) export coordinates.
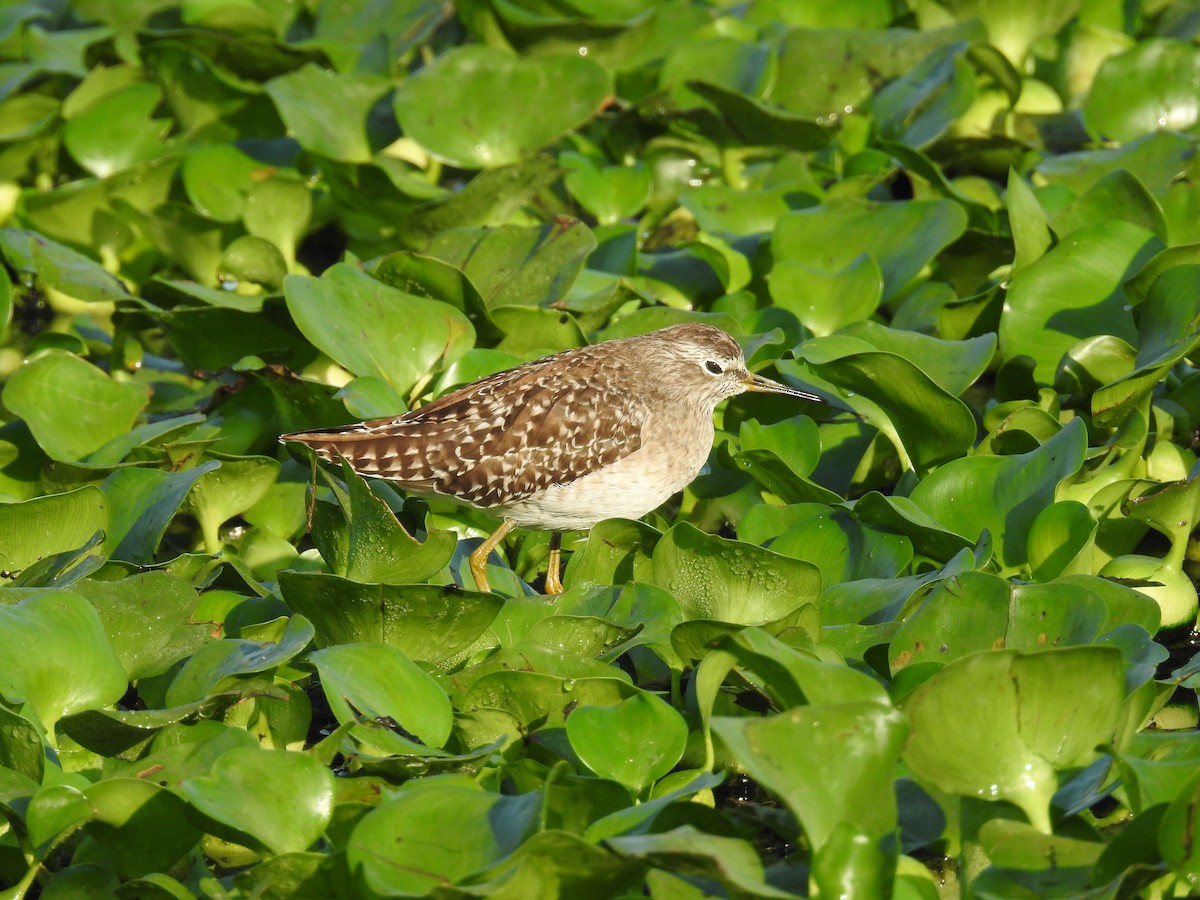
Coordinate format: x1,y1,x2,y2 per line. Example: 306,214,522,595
281,322,824,594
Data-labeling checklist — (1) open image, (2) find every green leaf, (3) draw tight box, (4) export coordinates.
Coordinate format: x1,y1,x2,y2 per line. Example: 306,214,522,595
566,692,687,794
182,747,334,855
999,220,1162,385
264,64,391,163
309,642,453,753
902,647,1125,833
102,461,220,565
80,779,202,879
768,254,883,337
284,263,475,396
2,351,150,462
279,572,500,664
71,571,212,681
0,591,127,736
61,82,169,177
347,781,541,894
425,220,596,310
712,701,907,848
0,486,109,582
183,454,280,554
393,46,611,168
1084,39,1200,142
773,199,967,301
651,523,821,625
909,418,1087,569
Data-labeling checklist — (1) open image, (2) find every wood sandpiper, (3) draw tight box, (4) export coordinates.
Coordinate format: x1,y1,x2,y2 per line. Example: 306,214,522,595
282,323,823,593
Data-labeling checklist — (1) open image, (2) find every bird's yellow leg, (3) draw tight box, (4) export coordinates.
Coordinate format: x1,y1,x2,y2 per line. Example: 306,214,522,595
545,533,563,596
469,518,516,592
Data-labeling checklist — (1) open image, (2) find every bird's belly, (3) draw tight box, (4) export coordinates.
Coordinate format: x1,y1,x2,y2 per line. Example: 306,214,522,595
499,435,709,532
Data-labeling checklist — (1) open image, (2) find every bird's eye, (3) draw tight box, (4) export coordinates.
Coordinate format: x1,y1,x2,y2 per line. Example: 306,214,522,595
704,360,724,375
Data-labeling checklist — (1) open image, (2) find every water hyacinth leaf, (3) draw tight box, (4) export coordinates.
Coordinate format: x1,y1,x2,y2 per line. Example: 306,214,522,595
425,220,596,310
81,778,202,879
61,82,169,177
102,461,219,565
712,701,906,849
0,704,44,782
909,417,1086,568
1008,169,1052,273
279,572,500,663
0,591,127,736
0,486,109,582
902,647,1125,833
837,321,996,397
0,228,131,304
772,199,967,301
563,518,660,588
182,747,334,856
3,351,150,462
607,827,795,898
70,571,212,681
651,522,821,625
183,454,280,554
347,781,541,895
561,154,651,225
768,254,883,337
309,642,453,751
264,64,390,163
786,344,976,472
916,0,1080,66
284,263,475,396
565,692,687,795
1027,500,1096,581
461,672,630,730
1083,39,1200,142
312,462,458,584
394,45,611,168
999,221,1162,385
165,615,315,706
872,42,974,147
769,506,913,585
1052,169,1167,244
26,784,95,856
685,81,830,150
58,696,249,759
471,830,643,898
659,36,773,109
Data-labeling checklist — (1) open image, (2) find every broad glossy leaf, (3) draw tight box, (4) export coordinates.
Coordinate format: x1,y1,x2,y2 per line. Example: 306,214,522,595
461,671,630,730
651,523,821,625
1052,169,1167,243
182,747,334,855
1008,170,1051,273
312,462,457,584
773,199,967,301
1084,39,1200,142
394,46,611,168
183,454,279,554
1027,500,1096,581
917,0,1080,65
265,64,390,163
279,572,499,663
909,417,1086,568
310,642,453,752
0,486,108,582
165,615,314,706
768,254,883,337
0,229,127,304
0,704,43,782
347,780,541,895
62,82,168,177
837,321,995,397
562,154,650,225
0,591,127,736
80,778,202,879
786,342,977,473
284,263,475,396
102,461,219,565
769,505,913,584
999,220,1161,384
608,827,795,898
426,220,595,310
3,351,150,462
902,647,1124,832
71,572,211,681
564,518,660,588
566,692,687,794
713,701,906,847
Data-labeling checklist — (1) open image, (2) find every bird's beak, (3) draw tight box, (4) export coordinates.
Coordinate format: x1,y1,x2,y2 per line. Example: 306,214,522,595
742,372,824,403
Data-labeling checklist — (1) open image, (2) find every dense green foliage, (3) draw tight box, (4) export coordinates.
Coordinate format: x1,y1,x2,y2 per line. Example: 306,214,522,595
1,0,1200,896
